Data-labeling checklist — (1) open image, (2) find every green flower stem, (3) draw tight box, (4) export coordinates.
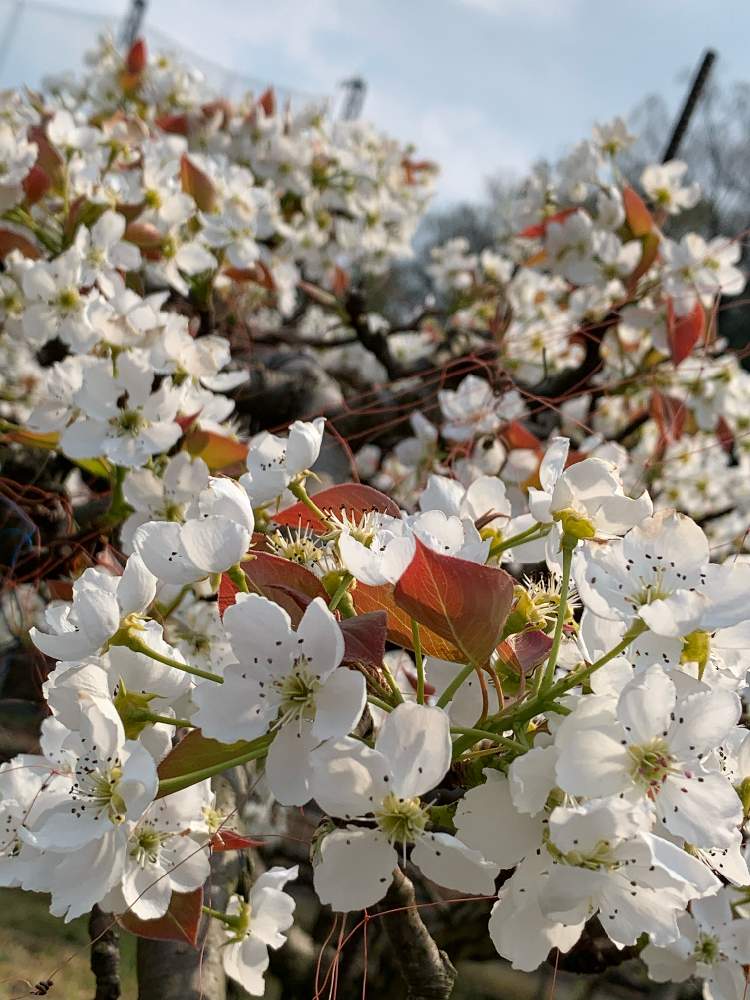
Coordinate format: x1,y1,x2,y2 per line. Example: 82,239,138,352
105,465,131,524
412,620,425,704
368,695,394,714
436,661,476,710
157,737,272,797
380,659,405,705
497,621,647,730
227,563,249,593
490,521,550,558
450,726,524,754
147,713,195,729
156,586,189,621
329,572,354,612
202,906,232,925
539,535,575,692
124,634,224,684
289,480,329,525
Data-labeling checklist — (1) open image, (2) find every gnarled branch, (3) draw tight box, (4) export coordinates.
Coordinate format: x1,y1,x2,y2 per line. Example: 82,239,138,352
378,867,457,1000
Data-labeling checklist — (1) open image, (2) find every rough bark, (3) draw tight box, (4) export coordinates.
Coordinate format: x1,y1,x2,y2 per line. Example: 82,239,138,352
136,772,243,1000
378,868,457,1000
89,905,121,1000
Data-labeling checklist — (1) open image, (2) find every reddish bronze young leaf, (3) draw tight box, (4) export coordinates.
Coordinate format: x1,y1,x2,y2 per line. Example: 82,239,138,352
210,829,265,852
628,231,660,288
257,87,276,116
117,888,203,947
339,611,387,669
394,539,514,665
155,113,190,135
22,165,50,205
666,299,705,366
217,555,326,618
716,415,735,453
502,420,542,453
623,186,655,237
124,221,164,251
516,207,577,239
0,225,41,260
183,429,249,471
246,553,326,600
180,154,217,212
352,580,463,661
499,629,554,676
272,483,400,534
125,38,147,74
650,391,687,447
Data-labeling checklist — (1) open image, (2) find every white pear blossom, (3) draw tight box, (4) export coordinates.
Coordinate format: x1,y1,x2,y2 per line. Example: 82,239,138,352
121,452,210,552
438,374,524,443
22,698,157,869
73,209,141,294
241,417,325,505
641,160,700,215
643,890,750,1000
221,866,298,996
575,510,750,640
554,665,743,847
529,436,652,540
194,594,362,805
310,703,499,911
60,351,183,467
30,554,156,661
134,476,254,584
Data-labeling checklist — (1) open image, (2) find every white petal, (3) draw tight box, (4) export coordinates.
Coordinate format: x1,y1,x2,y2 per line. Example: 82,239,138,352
296,598,345,681
192,666,276,742
509,746,558,815
285,418,325,473
658,770,742,849
314,828,397,911
310,737,390,820
639,590,708,637
133,522,202,585
374,702,451,799
222,593,293,675
74,588,121,650
312,668,366,741
265,720,317,806
668,688,741,757
180,516,249,574
223,936,269,995
455,769,541,869
488,887,582,972
617,666,675,743
412,831,499,894
539,437,570,494
117,553,157,617
554,727,630,798
248,885,296,948
419,474,464,516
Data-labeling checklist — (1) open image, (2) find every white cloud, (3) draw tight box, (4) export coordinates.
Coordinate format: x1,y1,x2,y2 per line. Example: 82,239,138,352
365,92,532,203
453,0,579,18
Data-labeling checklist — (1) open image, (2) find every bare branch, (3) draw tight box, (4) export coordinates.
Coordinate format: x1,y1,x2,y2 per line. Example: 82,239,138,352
378,868,457,1000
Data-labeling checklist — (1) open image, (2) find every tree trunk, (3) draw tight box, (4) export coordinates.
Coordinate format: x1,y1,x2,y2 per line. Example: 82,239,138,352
137,773,242,1000
89,905,121,1000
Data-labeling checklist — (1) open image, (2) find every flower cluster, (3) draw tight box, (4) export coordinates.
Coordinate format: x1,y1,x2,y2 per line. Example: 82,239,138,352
3,39,750,1000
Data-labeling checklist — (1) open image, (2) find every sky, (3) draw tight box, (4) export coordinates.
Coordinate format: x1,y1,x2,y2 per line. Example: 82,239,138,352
1,0,749,204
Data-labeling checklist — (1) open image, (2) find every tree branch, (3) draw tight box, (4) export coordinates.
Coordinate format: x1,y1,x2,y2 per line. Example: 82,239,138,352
89,905,121,1000
378,867,457,1000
